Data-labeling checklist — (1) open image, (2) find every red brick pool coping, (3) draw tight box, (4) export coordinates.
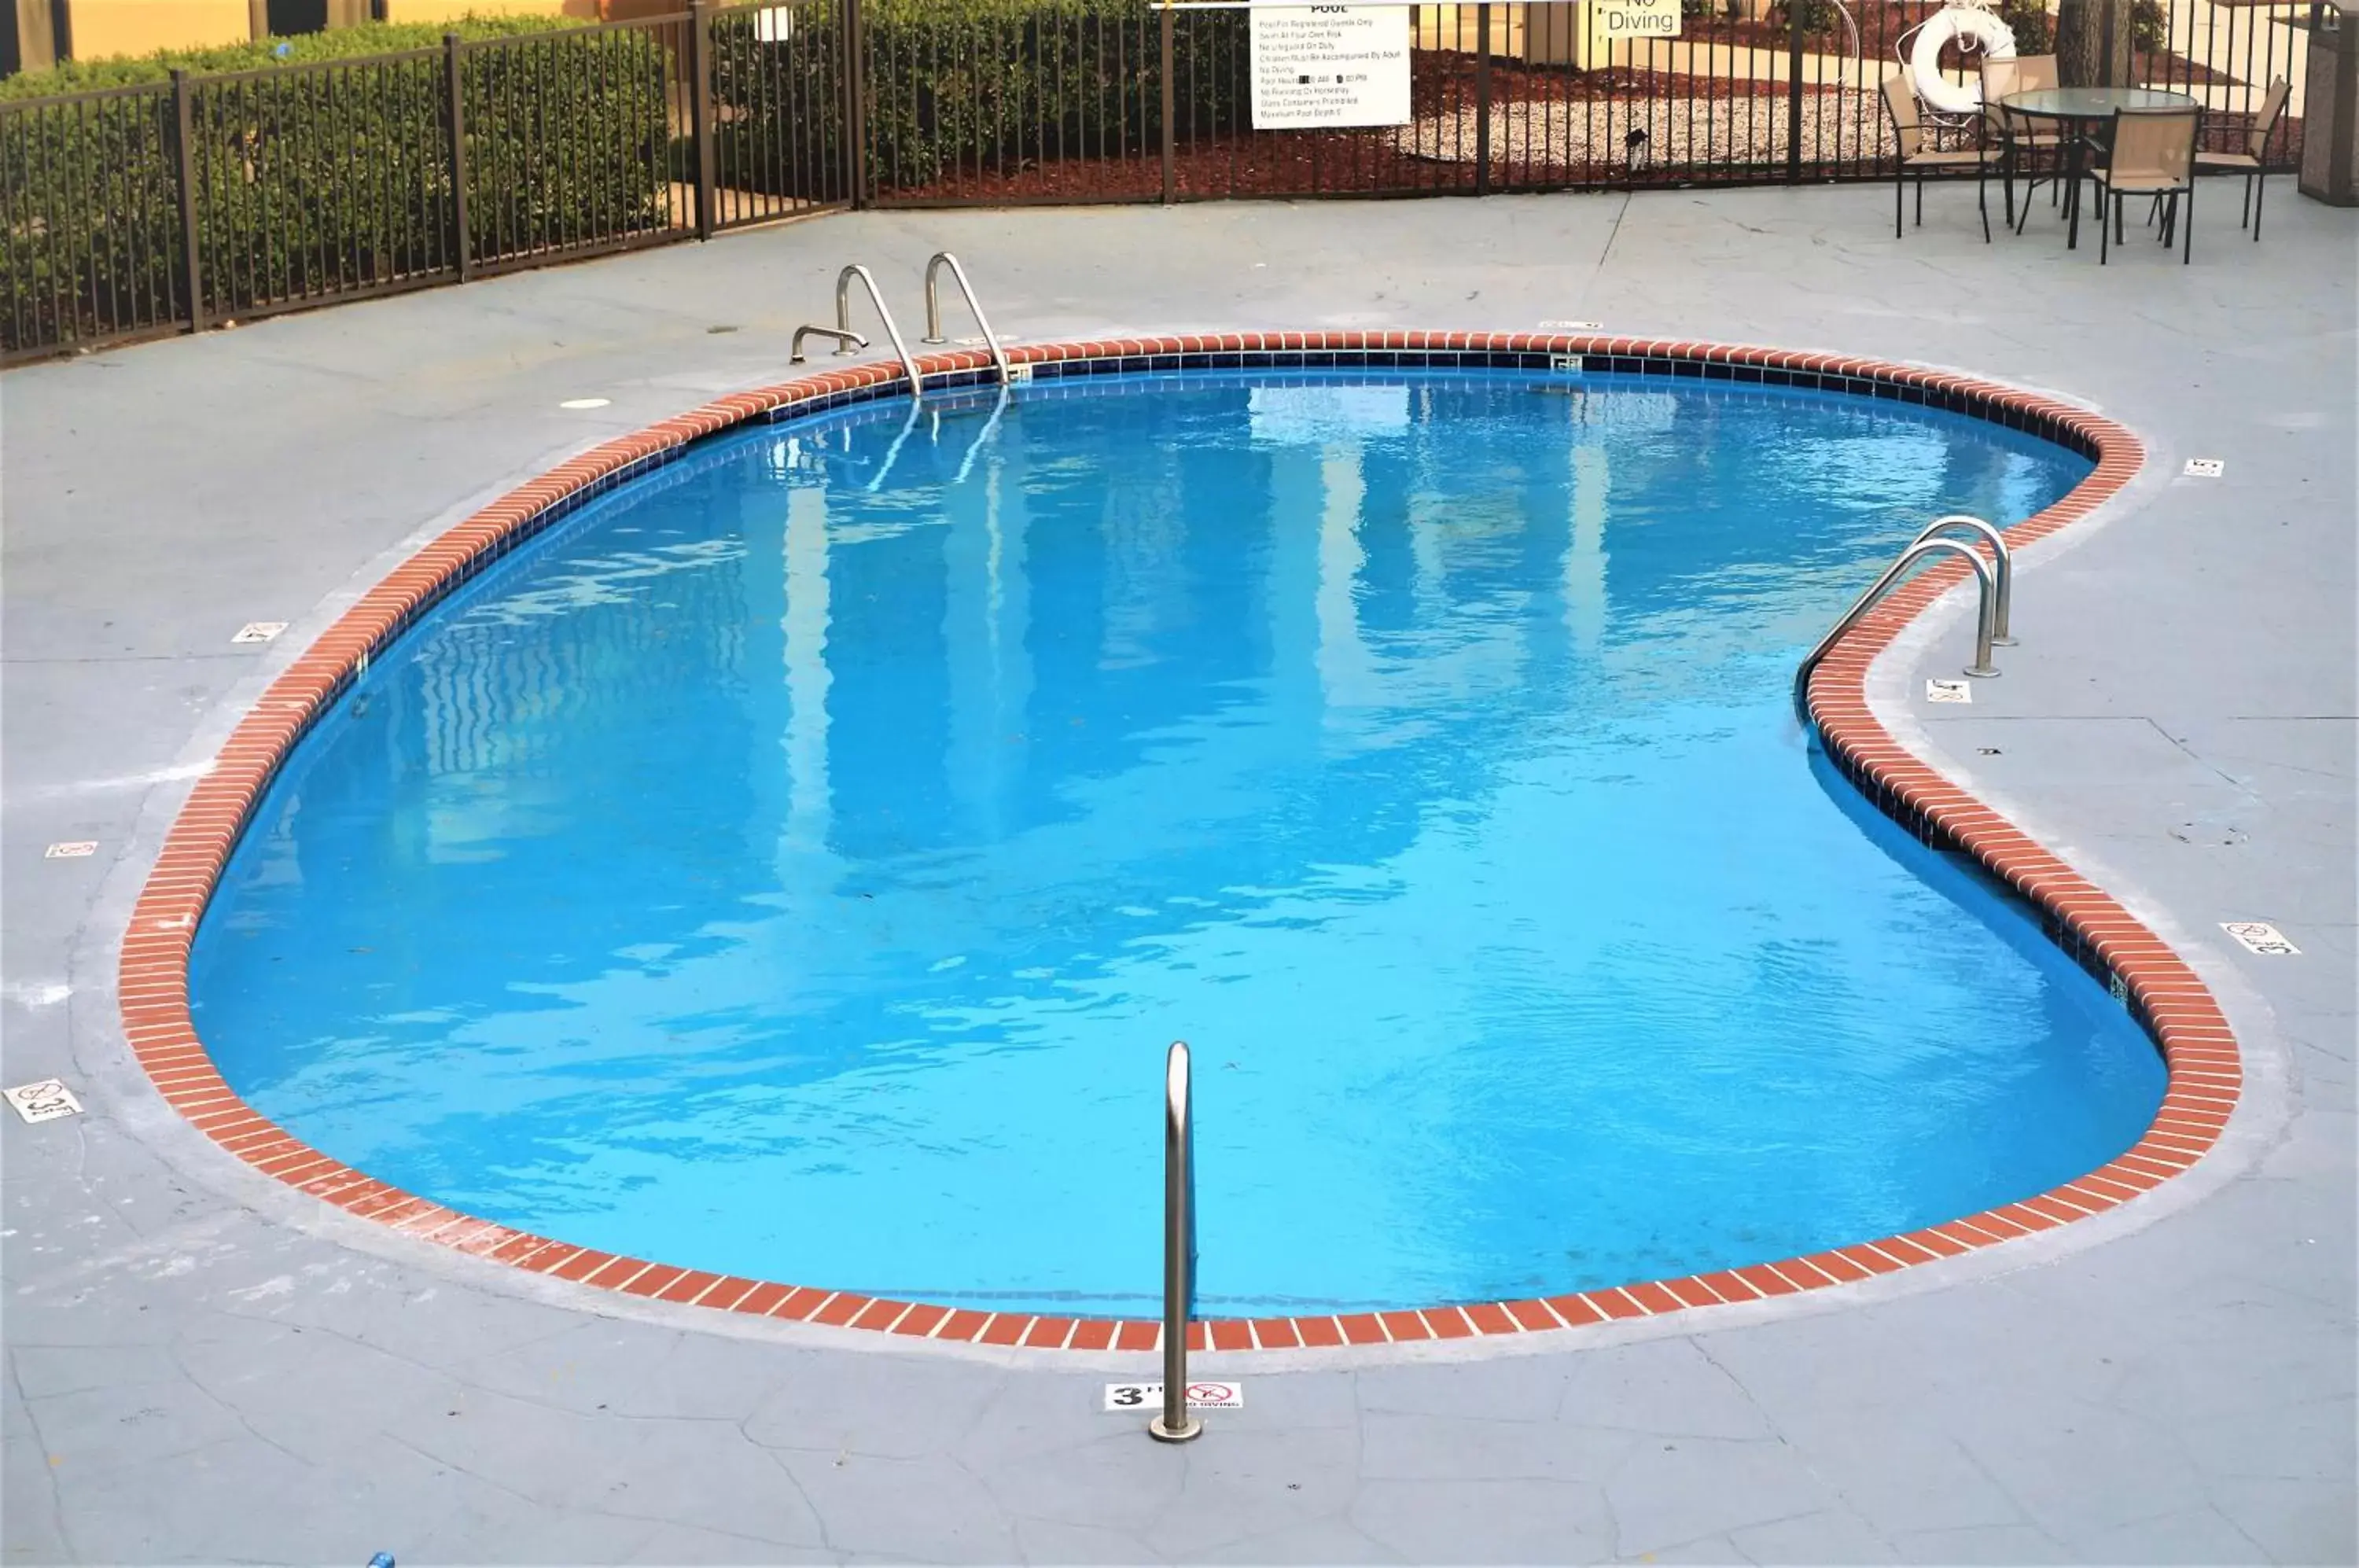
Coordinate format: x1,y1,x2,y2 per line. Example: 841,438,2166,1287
120,331,2238,1355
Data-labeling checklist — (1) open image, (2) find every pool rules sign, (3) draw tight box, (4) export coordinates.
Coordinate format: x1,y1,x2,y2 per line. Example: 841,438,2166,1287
1249,5,1411,130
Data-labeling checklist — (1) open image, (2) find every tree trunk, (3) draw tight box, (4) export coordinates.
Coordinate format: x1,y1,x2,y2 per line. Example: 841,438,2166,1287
2057,0,2134,86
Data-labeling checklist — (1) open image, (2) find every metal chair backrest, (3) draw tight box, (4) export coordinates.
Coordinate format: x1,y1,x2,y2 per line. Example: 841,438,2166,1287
2107,107,2199,186
1979,58,2019,135
1882,75,1923,160
2247,77,2291,158
1981,54,2059,136
2011,54,2060,92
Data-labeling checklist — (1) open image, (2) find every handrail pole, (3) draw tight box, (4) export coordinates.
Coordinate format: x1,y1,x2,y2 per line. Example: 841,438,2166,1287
1911,514,2014,644
922,254,948,343
1794,538,2000,720
921,252,1013,385
833,264,925,401
790,323,867,362
1148,1041,1202,1443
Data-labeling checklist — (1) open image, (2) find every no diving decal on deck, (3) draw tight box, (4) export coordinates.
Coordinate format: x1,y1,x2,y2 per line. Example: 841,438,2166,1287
2221,922,2298,955
1249,6,1411,130
6,1080,84,1124
1104,1380,1245,1412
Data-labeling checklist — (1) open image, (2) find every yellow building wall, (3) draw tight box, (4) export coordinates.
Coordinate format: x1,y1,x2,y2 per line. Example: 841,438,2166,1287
380,0,598,21
64,0,249,58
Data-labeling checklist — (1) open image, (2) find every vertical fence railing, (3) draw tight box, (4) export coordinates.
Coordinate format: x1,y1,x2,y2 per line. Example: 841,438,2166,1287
443,37,473,283
2132,0,2309,165
457,17,690,274
0,0,2313,362
704,0,854,226
0,80,186,359
171,72,206,332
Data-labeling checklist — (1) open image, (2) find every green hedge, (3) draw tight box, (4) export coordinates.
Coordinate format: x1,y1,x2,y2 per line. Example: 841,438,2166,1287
2,20,674,355
710,4,851,202
0,15,583,101
711,0,1246,196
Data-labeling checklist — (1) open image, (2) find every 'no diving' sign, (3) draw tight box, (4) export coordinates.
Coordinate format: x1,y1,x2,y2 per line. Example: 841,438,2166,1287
1103,1381,1245,1413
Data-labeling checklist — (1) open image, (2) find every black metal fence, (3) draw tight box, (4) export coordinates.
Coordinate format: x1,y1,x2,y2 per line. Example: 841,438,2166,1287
1,0,2312,362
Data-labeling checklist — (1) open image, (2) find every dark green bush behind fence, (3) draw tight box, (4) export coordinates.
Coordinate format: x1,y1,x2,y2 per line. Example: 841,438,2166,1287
710,4,849,203
708,0,1245,197
2,23,677,355
0,86,188,354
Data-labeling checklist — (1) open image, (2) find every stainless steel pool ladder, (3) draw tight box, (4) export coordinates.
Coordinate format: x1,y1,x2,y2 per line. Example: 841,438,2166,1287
1149,1040,1202,1444
1794,523,2009,720
790,264,926,402
1911,515,2014,645
920,252,1014,385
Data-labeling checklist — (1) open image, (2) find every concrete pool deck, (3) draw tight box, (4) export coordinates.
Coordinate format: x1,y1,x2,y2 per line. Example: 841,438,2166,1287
4,187,2353,1563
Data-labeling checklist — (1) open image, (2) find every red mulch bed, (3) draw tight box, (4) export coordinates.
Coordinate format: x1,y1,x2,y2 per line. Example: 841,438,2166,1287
881,64,1851,203
870,42,2296,204
881,132,1805,203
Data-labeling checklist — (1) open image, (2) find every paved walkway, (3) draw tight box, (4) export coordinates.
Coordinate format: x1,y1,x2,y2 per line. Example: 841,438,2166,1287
4,187,2353,1565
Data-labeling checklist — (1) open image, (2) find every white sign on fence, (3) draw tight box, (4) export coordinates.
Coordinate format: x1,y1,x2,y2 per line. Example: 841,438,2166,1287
1591,0,1684,42
1249,6,1411,131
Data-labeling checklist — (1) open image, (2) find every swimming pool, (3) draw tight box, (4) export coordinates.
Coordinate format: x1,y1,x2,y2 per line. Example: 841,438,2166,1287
187,350,2171,1321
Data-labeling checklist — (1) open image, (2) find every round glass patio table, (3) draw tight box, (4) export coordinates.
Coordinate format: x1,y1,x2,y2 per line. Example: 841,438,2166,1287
1999,87,2200,248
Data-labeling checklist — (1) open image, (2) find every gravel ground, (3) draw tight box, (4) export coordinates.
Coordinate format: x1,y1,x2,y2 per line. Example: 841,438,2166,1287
1398,87,1908,171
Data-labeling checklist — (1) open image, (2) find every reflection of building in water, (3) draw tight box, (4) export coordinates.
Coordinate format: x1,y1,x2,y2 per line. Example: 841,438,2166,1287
944,445,1033,844
720,380,1639,942
401,521,750,864
363,377,2014,928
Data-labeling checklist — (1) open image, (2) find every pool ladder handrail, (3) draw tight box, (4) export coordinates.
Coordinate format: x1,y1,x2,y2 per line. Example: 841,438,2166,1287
1148,1040,1202,1444
790,264,925,403
1912,514,2015,645
1794,532,2004,722
920,252,1014,386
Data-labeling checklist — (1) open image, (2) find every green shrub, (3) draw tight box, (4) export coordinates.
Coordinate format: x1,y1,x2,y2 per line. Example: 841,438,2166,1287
2129,0,2166,52
0,90,188,351
1776,0,1844,35
712,0,1243,197
0,14,583,101
2,20,671,354
709,3,850,202
1997,0,2056,55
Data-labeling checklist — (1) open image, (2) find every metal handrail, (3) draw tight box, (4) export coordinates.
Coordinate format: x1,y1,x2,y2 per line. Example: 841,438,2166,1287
920,252,1014,386
815,263,925,402
1148,1040,1201,1444
1794,537,2001,721
1908,514,2014,645
789,323,866,361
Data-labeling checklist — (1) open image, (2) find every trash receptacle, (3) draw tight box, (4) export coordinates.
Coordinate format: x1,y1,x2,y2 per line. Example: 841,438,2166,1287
2301,0,2358,204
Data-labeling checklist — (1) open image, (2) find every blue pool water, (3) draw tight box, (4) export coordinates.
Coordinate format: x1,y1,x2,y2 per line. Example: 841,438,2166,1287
192,370,2165,1316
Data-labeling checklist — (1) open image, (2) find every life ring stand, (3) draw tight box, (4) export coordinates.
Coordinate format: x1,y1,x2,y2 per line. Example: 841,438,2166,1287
1898,3,2019,118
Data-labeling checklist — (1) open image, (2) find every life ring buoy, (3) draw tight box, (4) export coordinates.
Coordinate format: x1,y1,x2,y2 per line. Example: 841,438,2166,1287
1908,6,2018,115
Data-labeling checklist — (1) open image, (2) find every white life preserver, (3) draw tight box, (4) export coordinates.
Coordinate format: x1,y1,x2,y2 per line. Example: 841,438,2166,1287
1908,6,2018,115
